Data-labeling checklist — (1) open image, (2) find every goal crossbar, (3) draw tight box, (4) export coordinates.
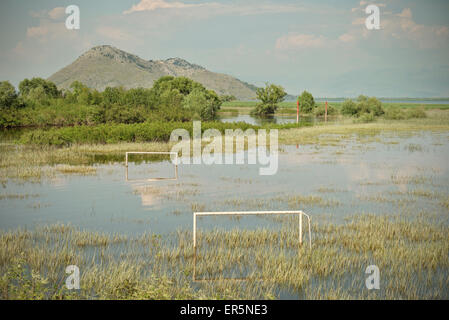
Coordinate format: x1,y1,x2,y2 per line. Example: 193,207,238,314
193,210,312,250
192,210,312,281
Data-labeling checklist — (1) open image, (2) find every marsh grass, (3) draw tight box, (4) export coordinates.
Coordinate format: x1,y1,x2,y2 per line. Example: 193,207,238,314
1,211,447,300
56,165,97,175
0,193,40,200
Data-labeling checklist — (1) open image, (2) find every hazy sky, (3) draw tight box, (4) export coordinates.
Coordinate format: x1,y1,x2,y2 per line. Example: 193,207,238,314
1,0,448,97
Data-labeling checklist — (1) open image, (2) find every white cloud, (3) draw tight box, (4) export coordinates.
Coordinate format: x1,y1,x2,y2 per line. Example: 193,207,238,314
338,33,355,43
48,7,66,21
347,4,449,49
27,26,50,38
124,0,306,16
124,0,195,14
388,8,449,48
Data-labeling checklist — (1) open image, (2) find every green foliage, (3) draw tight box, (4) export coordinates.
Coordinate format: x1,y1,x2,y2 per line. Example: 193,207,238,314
18,121,260,146
341,99,359,116
314,104,337,117
0,256,50,300
384,107,427,120
19,78,60,99
297,90,316,113
16,121,304,146
0,81,20,109
103,86,126,105
150,76,221,120
353,112,375,123
406,107,427,119
341,96,384,117
183,88,221,120
0,76,223,128
253,83,287,116
104,104,147,124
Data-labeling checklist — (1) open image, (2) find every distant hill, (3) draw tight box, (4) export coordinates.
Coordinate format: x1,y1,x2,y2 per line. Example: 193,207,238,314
48,45,257,100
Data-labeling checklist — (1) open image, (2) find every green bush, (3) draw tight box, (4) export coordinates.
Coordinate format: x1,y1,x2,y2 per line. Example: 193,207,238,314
341,96,384,118
384,107,427,120
341,99,358,116
406,107,427,119
298,91,315,114
18,121,306,146
314,104,337,117
353,112,375,123
18,122,258,146
384,107,406,120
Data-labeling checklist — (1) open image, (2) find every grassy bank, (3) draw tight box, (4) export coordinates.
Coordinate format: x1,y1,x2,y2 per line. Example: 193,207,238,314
16,121,308,146
220,101,449,115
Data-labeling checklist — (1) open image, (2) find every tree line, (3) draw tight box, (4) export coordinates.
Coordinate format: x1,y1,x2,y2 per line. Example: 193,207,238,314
0,76,222,128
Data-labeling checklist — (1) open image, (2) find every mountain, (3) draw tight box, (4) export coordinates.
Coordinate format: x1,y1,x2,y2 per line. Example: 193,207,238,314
48,45,257,100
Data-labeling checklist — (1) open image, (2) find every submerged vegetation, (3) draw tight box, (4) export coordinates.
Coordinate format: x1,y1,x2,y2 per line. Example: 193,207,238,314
0,211,447,300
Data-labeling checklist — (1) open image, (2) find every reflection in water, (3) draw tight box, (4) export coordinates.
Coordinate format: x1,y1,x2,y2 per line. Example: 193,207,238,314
0,132,448,235
218,114,319,126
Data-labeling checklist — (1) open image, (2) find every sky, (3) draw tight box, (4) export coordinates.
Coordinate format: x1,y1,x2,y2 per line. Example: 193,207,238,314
0,0,448,97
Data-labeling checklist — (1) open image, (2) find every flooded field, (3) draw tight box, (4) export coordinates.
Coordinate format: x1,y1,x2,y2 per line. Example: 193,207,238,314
1,128,448,299
219,114,312,125
2,131,449,233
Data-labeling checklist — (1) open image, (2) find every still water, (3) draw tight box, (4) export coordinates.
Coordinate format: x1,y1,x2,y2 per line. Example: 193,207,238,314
1,131,448,235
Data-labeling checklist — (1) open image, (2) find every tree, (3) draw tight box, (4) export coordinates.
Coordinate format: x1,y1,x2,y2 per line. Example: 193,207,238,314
253,83,287,116
149,76,221,119
298,90,315,113
0,81,19,108
103,87,126,105
19,78,59,99
124,88,151,108
183,88,221,120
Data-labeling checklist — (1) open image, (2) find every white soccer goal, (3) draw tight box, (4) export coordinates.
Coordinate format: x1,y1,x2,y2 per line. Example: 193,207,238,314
125,152,178,181
192,210,312,281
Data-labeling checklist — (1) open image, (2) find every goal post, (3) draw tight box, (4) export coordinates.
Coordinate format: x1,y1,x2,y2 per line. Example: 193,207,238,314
125,152,178,181
192,210,312,281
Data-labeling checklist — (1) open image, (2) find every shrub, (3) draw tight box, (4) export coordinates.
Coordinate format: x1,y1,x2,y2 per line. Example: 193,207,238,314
0,81,20,109
342,96,384,117
384,107,427,120
406,107,426,119
298,91,315,114
354,112,375,123
17,121,303,146
384,107,406,120
341,99,358,116
314,104,337,117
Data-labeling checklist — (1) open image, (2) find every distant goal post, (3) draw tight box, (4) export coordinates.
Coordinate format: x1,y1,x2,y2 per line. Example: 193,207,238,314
125,151,178,181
